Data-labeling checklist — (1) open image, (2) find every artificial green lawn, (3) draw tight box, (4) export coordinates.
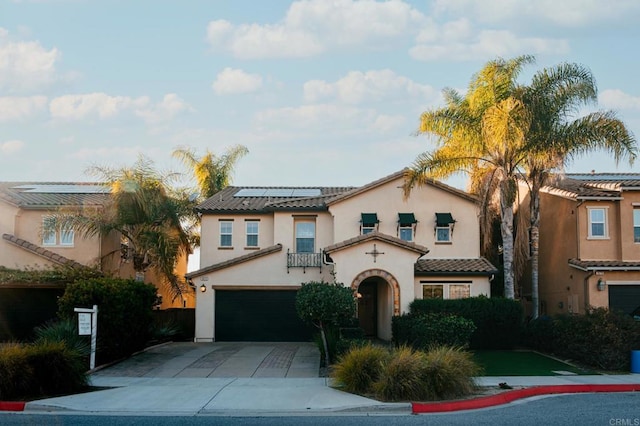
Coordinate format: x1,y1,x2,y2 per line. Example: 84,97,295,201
472,350,596,376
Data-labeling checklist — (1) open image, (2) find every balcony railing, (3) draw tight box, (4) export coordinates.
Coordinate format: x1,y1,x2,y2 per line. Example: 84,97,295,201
287,250,322,273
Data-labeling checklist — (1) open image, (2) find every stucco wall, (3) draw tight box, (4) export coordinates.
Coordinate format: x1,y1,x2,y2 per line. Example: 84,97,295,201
328,175,480,258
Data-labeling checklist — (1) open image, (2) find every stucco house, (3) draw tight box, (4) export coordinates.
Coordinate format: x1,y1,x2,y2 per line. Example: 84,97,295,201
0,182,192,310
535,173,640,316
187,170,497,342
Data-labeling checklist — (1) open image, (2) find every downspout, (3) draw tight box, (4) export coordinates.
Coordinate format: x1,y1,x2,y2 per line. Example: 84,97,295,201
583,270,594,314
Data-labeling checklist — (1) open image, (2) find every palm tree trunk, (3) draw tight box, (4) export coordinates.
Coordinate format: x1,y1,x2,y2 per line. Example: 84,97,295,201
500,198,516,299
530,184,541,319
319,320,330,369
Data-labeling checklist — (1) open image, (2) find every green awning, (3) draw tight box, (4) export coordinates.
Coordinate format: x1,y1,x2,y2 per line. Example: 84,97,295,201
398,213,417,226
435,212,455,227
361,213,379,226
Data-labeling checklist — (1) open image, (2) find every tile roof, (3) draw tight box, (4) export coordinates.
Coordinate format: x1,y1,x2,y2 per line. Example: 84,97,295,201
194,186,354,213
2,233,87,269
0,182,110,208
185,244,283,278
323,231,429,256
326,169,477,206
543,173,640,200
568,258,640,271
415,257,498,276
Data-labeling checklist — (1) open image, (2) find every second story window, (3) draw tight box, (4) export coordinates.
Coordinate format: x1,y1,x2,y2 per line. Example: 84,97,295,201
435,213,455,243
398,213,417,241
246,220,259,247
220,220,233,247
361,213,379,235
42,216,74,247
295,221,315,253
588,207,607,239
634,208,640,243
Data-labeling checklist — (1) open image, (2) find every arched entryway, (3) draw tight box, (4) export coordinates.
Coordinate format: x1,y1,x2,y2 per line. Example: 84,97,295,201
351,269,400,341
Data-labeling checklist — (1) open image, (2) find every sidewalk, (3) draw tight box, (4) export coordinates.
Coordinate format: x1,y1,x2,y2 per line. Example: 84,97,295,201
10,342,640,415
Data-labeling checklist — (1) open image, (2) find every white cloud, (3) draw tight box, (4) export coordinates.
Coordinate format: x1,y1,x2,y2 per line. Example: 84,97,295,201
410,29,569,62
1,139,25,154
205,0,425,59
49,92,192,123
212,68,263,95
135,93,193,124
432,0,640,26
0,28,60,92
49,93,148,120
304,69,435,104
255,103,375,131
0,95,47,121
600,89,640,110
70,145,145,161
372,114,407,133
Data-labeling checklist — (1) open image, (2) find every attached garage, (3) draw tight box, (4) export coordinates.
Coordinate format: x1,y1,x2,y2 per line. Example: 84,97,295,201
214,289,313,342
608,285,640,316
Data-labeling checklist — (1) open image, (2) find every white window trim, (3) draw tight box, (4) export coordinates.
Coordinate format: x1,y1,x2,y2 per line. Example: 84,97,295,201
245,220,259,248
587,206,609,239
435,226,452,243
42,216,74,247
420,281,472,299
295,219,316,253
633,208,640,244
398,225,413,242
219,220,233,248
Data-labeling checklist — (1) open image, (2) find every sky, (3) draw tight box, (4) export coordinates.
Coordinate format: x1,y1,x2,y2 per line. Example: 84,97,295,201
1,0,639,191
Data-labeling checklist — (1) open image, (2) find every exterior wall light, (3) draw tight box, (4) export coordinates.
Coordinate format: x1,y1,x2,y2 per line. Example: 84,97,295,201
200,283,207,293
597,278,606,291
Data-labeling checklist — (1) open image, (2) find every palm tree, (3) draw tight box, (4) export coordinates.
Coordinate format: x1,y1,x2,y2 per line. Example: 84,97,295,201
50,156,194,299
520,63,637,318
404,55,534,299
172,145,249,200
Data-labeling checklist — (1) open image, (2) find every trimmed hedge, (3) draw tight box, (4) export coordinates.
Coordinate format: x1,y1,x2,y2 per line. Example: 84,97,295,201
524,308,640,371
57,277,158,365
408,296,524,349
392,313,476,349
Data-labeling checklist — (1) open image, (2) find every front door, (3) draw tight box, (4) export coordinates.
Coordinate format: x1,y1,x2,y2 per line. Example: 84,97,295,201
358,281,377,337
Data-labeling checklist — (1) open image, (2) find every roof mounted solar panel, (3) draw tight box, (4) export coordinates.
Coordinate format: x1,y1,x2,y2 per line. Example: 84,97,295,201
234,188,267,197
264,189,294,197
292,189,322,197
12,184,110,194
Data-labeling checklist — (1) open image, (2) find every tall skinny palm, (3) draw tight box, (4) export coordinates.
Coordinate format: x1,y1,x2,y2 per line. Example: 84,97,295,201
522,63,637,318
405,55,534,299
172,145,249,200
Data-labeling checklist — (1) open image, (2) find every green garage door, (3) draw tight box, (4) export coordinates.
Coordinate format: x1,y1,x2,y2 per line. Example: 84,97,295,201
215,290,313,342
608,285,640,316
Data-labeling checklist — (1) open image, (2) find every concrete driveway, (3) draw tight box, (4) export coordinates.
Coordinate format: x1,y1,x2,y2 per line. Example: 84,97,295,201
91,341,321,379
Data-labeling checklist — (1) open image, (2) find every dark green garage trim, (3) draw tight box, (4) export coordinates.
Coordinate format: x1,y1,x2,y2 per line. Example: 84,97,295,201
215,289,313,342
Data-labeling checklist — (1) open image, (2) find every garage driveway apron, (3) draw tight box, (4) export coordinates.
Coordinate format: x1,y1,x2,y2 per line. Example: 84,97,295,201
90,341,321,380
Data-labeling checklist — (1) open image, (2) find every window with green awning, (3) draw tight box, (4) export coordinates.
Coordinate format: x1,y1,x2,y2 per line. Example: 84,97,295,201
435,212,455,227
398,213,417,226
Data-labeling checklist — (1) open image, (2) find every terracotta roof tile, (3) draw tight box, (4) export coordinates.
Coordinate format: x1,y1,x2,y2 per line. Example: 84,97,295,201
185,244,283,278
324,231,429,255
415,257,498,276
568,259,640,271
2,233,87,269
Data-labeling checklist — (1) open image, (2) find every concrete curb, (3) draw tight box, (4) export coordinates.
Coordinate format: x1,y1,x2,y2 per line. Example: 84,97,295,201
412,384,640,413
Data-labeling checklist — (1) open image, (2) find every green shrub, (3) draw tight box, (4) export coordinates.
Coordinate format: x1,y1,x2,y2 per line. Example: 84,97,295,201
392,313,476,349
57,277,158,364
409,296,524,349
332,343,390,394
527,308,640,371
26,341,88,397
374,346,429,401
422,346,480,400
33,318,91,358
0,341,88,400
0,343,34,400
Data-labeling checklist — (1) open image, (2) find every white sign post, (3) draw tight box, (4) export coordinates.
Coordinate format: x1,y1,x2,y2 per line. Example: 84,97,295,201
74,305,98,370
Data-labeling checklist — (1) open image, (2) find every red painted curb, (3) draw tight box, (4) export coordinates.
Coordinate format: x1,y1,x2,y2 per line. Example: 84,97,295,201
412,384,640,413
0,401,26,412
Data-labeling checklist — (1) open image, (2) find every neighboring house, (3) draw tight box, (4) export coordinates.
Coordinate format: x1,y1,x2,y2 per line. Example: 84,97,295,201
536,173,640,316
0,182,192,310
187,170,497,342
